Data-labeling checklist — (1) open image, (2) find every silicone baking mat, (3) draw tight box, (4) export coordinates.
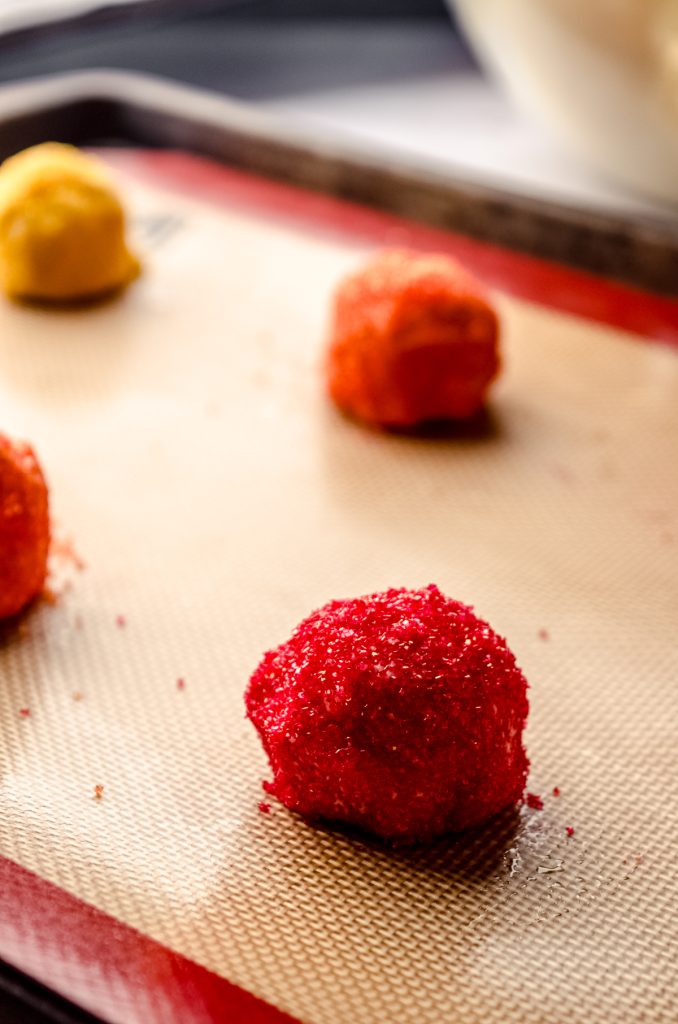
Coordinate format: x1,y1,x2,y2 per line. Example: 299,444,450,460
0,150,677,1024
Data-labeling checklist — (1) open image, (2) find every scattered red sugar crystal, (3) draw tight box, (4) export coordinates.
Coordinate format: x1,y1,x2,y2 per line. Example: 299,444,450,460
176,678,186,691
0,433,50,620
526,792,544,810
258,801,271,815
19,707,30,718
246,584,529,844
93,785,104,800
552,463,574,484
115,614,126,628
552,786,560,797
537,628,550,641
566,826,575,837
50,535,86,571
326,249,500,429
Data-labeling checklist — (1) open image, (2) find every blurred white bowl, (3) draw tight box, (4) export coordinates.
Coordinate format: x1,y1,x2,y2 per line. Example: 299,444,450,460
450,0,678,205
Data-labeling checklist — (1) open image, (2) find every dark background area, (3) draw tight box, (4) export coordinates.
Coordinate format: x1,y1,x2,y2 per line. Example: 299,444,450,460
0,0,464,99
0,0,459,90
223,1,448,13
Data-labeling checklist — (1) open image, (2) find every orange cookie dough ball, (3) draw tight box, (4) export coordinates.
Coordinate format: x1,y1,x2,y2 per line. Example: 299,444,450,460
0,433,50,619
326,249,500,428
0,143,139,302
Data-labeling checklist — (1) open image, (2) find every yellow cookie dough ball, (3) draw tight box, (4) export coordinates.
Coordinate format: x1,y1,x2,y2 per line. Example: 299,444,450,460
0,143,140,302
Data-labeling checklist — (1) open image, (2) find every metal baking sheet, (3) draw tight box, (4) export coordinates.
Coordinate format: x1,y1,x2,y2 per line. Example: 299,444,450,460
0,80,676,1024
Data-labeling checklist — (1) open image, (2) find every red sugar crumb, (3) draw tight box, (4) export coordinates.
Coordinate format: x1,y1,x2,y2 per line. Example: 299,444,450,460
645,507,670,524
552,463,574,484
526,792,544,810
537,628,550,641
0,434,50,620
247,584,529,844
42,580,74,606
176,678,186,691
258,801,271,815
552,786,560,797
50,535,86,572
566,826,575,837
115,614,126,628
326,249,500,429
19,707,31,718
72,691,83,702
93,785,104,800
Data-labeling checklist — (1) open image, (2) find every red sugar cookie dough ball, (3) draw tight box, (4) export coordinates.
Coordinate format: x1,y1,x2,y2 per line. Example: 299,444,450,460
0,433,50,619
246,585,529,844
326,249,500,428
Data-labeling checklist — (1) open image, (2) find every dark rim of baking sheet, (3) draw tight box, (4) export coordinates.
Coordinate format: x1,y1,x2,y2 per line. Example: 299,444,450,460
0,69,676,297
0,957,105,1024
116,148,678,345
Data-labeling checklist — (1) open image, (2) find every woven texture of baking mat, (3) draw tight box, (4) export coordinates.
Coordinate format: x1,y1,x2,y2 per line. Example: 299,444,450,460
0,162,677,1024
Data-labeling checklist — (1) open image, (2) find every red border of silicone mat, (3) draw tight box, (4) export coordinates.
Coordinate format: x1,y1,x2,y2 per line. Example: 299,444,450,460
0,857,296,1024
111,149,678,347
1,150,677,1024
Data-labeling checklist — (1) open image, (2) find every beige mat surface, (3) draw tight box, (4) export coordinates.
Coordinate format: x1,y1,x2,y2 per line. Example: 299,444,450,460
0,166,677,1024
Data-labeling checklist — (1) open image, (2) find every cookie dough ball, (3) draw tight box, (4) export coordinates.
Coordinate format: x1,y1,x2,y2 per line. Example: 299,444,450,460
0,143,139,302
247,585,529,844
327,249,500,428
0,433,50,619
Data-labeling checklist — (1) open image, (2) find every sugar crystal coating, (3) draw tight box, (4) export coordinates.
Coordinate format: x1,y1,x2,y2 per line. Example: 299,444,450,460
326,249,500,428
246,585,529,843
0,433,50,619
